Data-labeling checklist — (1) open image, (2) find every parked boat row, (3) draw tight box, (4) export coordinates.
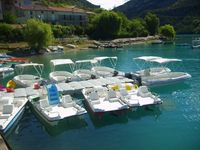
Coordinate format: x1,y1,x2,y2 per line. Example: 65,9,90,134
0,75,159,132
0,55,192,133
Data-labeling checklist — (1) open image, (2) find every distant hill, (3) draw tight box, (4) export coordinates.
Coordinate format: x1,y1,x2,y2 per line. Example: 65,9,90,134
37,0,100,10
115,0,200,33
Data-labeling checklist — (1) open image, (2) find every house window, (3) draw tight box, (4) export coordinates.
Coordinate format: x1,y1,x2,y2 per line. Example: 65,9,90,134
52,11,54,14
79,15,82,20
41,11,43,14
30,11,33,15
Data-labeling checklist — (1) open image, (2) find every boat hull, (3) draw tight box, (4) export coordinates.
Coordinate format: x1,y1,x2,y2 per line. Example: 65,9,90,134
142,73,191,87
0,105,26,134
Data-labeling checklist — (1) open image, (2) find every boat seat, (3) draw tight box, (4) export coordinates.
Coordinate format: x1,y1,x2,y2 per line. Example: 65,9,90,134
89,91,99,101
107,90,117,99
62,102,74,108
119,88,129,97
2,104,14,114
84,88,95,95
91,100,100,105
40,99,49,109
47,84,60,105
62,95,75,108
137,86,152,98
107,90,120,102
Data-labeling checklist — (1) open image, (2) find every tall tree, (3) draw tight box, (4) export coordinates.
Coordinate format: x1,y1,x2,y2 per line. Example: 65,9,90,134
144,12,160,35
159,24,176,40
90,11,122,39
25,19,53,53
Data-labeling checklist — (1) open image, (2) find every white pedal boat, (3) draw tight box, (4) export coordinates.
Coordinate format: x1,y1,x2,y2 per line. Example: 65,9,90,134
13,63,44,87
82,86,129,113
31,84,86,125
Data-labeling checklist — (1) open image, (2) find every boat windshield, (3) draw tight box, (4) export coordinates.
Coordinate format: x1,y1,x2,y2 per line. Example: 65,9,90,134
74,59,97,70
15,63,44,77
94,56,118,68
50,59,75,72
133,56,184,71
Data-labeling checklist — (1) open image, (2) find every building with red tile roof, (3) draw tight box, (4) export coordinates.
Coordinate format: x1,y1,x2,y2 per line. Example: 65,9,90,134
1,0,91,26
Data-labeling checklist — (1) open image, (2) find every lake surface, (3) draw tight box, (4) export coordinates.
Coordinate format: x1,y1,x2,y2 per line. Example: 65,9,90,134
2,35,200,150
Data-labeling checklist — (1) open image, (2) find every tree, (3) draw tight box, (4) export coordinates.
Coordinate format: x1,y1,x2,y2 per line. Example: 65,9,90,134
3,11,16,24
0,23,13,42
159,24,176,40
128,18,148,37
90,11,122,39
25,19,53,52
144,12,160,35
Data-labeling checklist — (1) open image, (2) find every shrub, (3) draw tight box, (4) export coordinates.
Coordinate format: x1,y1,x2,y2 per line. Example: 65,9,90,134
159,24,176,40
25,19,53,52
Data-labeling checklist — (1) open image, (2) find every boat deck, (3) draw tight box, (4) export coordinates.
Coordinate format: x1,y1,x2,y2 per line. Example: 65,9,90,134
56,76,134,94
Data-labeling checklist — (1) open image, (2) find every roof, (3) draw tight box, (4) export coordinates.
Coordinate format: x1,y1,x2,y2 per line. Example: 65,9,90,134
15,4,90,14
50,59,74,66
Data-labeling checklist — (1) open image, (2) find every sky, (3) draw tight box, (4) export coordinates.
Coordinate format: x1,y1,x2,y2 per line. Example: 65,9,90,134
87,0,128,10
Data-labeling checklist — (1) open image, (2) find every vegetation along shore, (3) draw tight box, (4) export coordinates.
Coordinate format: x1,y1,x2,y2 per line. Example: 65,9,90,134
0,0,183,56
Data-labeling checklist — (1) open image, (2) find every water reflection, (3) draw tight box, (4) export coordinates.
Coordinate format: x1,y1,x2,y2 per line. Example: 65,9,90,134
30,107,88,137
86,102,162,128
150,82,191,94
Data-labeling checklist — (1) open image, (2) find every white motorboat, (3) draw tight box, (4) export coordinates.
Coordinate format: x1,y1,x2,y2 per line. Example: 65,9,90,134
0,88,28,133
133,56,171,76
73,59,97,81
0,66,14,79
92,56,119,77
133,56,191,87
49,59,77,83
30,84,86,126
13,63,44,87
142,72,191,87
108,83,162,107
82,86,129,114
192,39,200,49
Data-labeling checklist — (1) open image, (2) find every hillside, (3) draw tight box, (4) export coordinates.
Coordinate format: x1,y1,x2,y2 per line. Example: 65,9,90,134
38,0,100,10
115,0,200,33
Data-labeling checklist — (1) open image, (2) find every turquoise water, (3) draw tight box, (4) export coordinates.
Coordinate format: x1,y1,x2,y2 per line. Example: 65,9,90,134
2,35,200,150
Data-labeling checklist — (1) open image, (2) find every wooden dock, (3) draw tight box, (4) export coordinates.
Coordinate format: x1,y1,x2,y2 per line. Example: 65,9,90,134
0,133,11,150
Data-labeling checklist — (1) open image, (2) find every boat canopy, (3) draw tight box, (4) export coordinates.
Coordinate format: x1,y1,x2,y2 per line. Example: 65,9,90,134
133,56,183,71
94,56,118,68
50,59,74,72
150,58,182,64
75,59,97,70
133,56,162,62
15,63,44,76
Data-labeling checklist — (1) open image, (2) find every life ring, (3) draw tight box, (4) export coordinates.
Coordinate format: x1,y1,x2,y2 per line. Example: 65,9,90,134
6,80,16,89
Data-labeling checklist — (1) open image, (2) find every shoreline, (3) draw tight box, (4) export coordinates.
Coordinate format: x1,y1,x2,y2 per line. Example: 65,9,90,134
0,36,160,57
